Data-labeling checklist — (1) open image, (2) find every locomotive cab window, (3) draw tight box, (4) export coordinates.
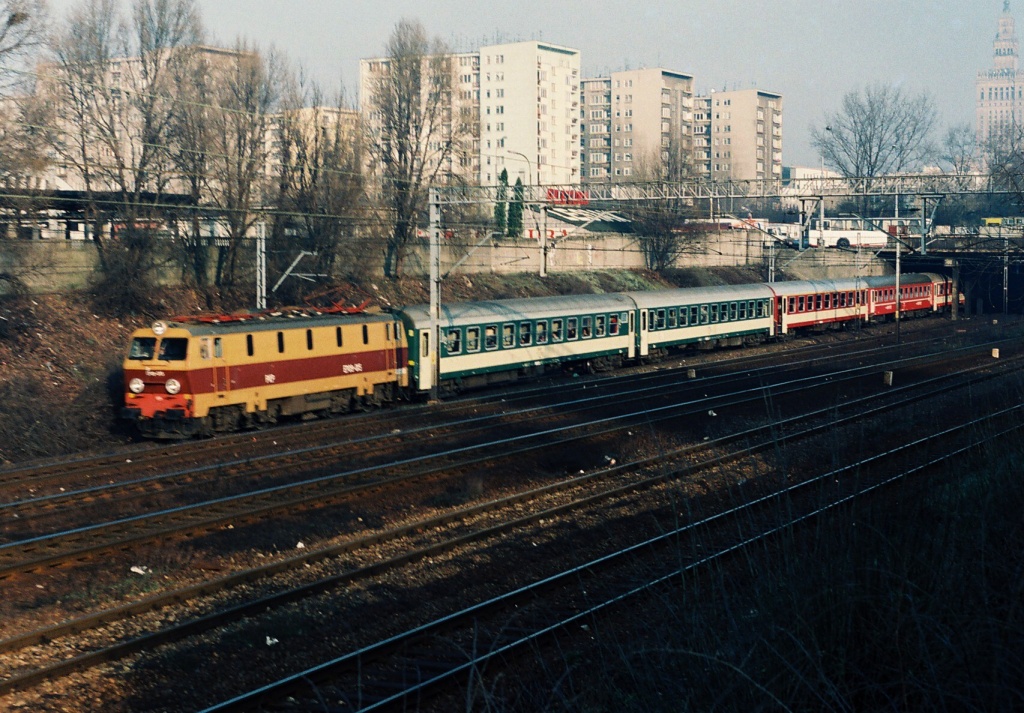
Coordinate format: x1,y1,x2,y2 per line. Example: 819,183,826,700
158,338,188,361
129,337,156,360
214,338,223,358
466,327,480,352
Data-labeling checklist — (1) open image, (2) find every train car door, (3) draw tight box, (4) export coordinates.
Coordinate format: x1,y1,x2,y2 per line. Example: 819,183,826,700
213,337,230,394
627,311,636,360
638,308,649,358
417,328,434,392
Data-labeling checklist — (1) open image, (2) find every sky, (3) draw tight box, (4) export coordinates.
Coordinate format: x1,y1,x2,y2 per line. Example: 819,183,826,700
44,0,1005,166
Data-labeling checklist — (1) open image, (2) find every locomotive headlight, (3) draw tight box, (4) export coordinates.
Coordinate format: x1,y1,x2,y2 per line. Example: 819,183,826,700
165,378,182,395
129,377,145,394
152,320,167,335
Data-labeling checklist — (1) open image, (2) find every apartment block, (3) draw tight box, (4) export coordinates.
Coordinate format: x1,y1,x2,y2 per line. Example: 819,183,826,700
361,40,581,188
702,88,783,182
581,68,695,183
481,41,580,187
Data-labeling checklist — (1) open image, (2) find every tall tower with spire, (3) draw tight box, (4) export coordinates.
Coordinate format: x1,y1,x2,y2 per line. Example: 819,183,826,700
977,2,1024,153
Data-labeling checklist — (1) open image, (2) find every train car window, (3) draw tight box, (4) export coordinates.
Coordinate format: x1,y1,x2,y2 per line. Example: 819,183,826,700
519,322,532,346
502,324,515,348
568,318,578,340
656,310,666,329
536,321,548,344
738,302,747,320
466,327,480,352
246,334,254,356
690,305,699,324
797,296,805,312
815,295,823,310
446,329,462,355
129,337,156,360
710,304,719,323
581,316,592,338
667,308,677,328
214,338,223,358
610,314,620,335
823,294,830,309
200,340,210,359
386,323,391,341
277,331,285,353
678,308,687,327
699,305,709,324
648,310,656,330
552,319,564,341
729,302,738,321
362,325,369,345
336,327,343,347
306,329,314,351
758,300,767,317
595,315,606,337
485,325,498,350
422,332,430,358
158,338,188,361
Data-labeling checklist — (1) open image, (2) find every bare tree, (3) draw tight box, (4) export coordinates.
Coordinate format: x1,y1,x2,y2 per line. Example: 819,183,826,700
628,146,701,271
0,0,46,94
272,77,367,296
941,123,978,177
203,40,282,287
46,0,202,311
366,19,462,277
811,83,938,183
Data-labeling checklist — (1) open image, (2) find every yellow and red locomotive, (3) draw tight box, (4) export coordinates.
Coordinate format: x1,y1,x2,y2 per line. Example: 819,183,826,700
121,306,407,438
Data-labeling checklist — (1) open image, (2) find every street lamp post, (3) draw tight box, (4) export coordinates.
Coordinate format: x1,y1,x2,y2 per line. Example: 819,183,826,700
506,150,548,276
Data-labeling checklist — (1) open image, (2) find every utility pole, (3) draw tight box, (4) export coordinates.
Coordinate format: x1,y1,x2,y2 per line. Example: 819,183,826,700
429,189,442,402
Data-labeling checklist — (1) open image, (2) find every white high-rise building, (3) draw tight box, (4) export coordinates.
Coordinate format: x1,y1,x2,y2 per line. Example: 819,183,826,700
480,41,580,187
361,41,581,188
976,1,1024,151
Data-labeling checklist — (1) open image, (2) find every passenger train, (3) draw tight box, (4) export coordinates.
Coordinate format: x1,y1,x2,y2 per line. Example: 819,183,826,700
121,273,959,438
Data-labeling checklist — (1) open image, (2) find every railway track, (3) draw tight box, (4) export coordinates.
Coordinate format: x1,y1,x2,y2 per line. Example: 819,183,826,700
0,330,1021,707
0,333,1009,580
191,409,1024,711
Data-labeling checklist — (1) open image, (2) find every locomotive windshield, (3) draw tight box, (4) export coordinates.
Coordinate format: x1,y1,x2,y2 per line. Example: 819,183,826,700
157,338,189,361
128,337,156,360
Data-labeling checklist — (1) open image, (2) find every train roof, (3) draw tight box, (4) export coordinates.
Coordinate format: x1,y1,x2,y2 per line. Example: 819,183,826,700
623,283,775,308
132,310,396,337
768,274,941,297
398,293,637,329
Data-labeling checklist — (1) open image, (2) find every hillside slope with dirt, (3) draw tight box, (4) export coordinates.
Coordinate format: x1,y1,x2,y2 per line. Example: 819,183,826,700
0,268,764,465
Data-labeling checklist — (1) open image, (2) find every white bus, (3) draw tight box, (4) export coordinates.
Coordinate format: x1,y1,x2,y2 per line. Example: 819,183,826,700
809,216,920,249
